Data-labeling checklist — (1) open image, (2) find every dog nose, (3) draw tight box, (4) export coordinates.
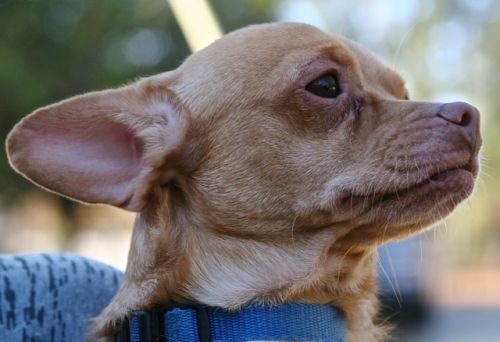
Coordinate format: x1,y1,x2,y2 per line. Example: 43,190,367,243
437,102,480,146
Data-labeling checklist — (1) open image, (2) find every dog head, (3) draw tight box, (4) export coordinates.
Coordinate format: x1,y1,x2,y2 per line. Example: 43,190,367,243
6,22,481,335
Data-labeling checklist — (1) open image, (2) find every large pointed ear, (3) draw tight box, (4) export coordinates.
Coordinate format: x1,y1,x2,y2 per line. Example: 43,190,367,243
6,79,189,211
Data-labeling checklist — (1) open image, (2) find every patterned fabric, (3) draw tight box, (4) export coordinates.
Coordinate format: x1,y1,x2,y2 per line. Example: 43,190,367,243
0,253,123,341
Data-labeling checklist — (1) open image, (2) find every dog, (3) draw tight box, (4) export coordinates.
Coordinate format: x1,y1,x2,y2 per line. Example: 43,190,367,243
6,22,481,341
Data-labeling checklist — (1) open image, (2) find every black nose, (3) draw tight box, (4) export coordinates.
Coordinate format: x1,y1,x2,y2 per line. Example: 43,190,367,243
437,102,480,147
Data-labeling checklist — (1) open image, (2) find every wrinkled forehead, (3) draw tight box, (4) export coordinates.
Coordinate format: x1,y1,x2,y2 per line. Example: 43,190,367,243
182,23,353,76
176,23,406,106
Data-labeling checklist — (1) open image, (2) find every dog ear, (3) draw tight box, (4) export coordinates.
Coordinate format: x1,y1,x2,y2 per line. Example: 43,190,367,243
6,80,189,211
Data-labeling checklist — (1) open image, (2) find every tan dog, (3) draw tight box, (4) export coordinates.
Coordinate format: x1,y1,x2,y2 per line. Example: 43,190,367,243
6,22,481,341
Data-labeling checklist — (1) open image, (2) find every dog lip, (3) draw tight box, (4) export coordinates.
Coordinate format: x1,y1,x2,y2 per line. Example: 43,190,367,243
340,163,476,206
375,167,473,205
400,165,474,193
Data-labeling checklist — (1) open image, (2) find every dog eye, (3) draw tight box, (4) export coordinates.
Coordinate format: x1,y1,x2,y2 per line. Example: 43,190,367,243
306,74,341,98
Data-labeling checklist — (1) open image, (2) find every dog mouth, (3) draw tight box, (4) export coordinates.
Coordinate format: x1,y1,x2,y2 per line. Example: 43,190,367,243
340,159,478,207
378,166,473,203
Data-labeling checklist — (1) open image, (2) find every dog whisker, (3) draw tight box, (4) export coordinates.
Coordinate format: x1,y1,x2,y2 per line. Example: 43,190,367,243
378,256,402,309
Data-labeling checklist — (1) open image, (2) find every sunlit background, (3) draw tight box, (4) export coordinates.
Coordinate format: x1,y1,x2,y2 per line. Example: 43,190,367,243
1,0,499,341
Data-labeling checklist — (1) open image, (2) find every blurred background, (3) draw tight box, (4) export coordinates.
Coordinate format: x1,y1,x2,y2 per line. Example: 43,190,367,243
1,0,499,340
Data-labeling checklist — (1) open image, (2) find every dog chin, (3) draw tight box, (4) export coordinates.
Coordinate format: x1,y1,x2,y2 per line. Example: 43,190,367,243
336,167,476,229
372,168,475,230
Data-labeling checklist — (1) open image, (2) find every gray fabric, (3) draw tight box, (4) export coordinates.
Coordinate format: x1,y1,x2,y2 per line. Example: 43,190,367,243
0,253,123,341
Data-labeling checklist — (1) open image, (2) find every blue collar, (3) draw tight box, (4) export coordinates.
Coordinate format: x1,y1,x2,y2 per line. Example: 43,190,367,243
116,303,345,341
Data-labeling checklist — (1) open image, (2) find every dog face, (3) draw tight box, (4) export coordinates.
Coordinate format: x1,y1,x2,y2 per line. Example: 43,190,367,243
173,23,480,243
6,22,481,338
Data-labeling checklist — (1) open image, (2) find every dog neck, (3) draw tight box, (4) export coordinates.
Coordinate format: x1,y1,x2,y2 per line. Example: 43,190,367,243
181,220,383,341
92,190,384,340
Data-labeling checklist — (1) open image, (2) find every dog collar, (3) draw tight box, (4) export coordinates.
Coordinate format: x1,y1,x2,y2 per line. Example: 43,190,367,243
115,302,345,341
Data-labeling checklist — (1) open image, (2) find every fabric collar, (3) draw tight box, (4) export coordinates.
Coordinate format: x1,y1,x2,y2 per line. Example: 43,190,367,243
115,302,345,342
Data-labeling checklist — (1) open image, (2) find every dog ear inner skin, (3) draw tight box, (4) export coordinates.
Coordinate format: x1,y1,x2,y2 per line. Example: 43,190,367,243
7,79,191,212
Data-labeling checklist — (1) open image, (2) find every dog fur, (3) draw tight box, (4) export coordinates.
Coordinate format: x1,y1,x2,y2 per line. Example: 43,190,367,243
6,22,481,341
